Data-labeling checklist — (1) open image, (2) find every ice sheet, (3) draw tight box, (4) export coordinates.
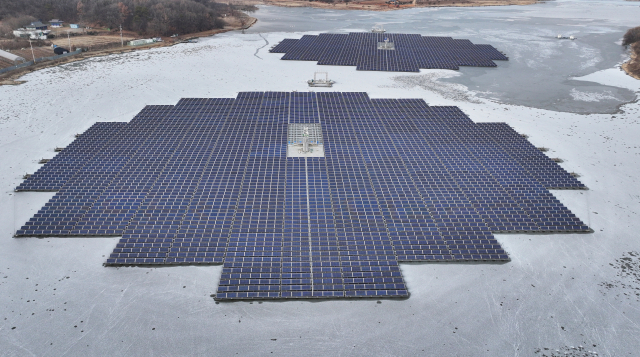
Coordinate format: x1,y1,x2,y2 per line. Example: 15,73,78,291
1,1,640,355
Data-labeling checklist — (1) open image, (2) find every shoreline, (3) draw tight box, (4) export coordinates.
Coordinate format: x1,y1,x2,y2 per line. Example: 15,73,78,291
0,17,257,86
241,0,541,12
0,0,543,85
622,48,640,80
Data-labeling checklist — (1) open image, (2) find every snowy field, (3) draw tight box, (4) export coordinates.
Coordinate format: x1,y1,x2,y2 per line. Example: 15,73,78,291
1,0,640,356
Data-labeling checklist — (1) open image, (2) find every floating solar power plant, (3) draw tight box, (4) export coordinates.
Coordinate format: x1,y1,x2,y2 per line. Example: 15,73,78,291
270,32,507,72
16,92,590,300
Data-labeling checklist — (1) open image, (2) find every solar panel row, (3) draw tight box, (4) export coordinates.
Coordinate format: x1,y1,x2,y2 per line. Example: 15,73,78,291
478,123,585,189
270,33,507,72
15,92,589,300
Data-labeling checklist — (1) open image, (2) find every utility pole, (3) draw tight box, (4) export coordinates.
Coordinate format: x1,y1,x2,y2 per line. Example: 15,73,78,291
28,38,36,63
120,24,123,47
67,31,71,51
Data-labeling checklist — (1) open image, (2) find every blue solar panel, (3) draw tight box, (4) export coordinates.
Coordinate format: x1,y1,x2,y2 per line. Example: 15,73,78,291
270,32,507,72
15,92,590,300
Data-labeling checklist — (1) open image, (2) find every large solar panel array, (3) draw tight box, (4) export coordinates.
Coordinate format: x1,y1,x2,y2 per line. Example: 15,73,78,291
269,33,508,72
16,92,589,300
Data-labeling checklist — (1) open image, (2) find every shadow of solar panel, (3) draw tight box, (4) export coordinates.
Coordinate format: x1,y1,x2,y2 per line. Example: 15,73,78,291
16,92,591,300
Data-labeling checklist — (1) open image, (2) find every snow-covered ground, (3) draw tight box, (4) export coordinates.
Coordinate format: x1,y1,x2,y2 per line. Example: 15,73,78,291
1,1,640,356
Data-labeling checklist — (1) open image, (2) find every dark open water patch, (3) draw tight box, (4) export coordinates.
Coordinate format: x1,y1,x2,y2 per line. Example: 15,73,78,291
441,29,637,114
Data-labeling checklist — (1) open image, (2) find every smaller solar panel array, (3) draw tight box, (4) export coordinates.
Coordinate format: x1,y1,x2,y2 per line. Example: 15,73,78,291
270,32,508,72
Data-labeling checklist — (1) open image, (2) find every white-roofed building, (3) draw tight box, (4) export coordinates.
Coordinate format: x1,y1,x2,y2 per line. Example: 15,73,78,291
0,49,26,64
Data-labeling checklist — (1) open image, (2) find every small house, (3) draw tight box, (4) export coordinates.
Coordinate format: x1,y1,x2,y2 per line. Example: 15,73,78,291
26,21,48,30
49,19,64,28
70,24,81,29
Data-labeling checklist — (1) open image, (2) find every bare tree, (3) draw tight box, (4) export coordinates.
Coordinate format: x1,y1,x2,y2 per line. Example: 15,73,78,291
0,15,37,38
623,26,640,46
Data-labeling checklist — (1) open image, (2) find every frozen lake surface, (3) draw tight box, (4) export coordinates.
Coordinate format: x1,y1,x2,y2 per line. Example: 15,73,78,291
250,0,639,113
1,0,640,356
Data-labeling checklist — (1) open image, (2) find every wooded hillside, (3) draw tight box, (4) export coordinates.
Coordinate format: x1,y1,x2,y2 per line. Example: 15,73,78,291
0,0,256,37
